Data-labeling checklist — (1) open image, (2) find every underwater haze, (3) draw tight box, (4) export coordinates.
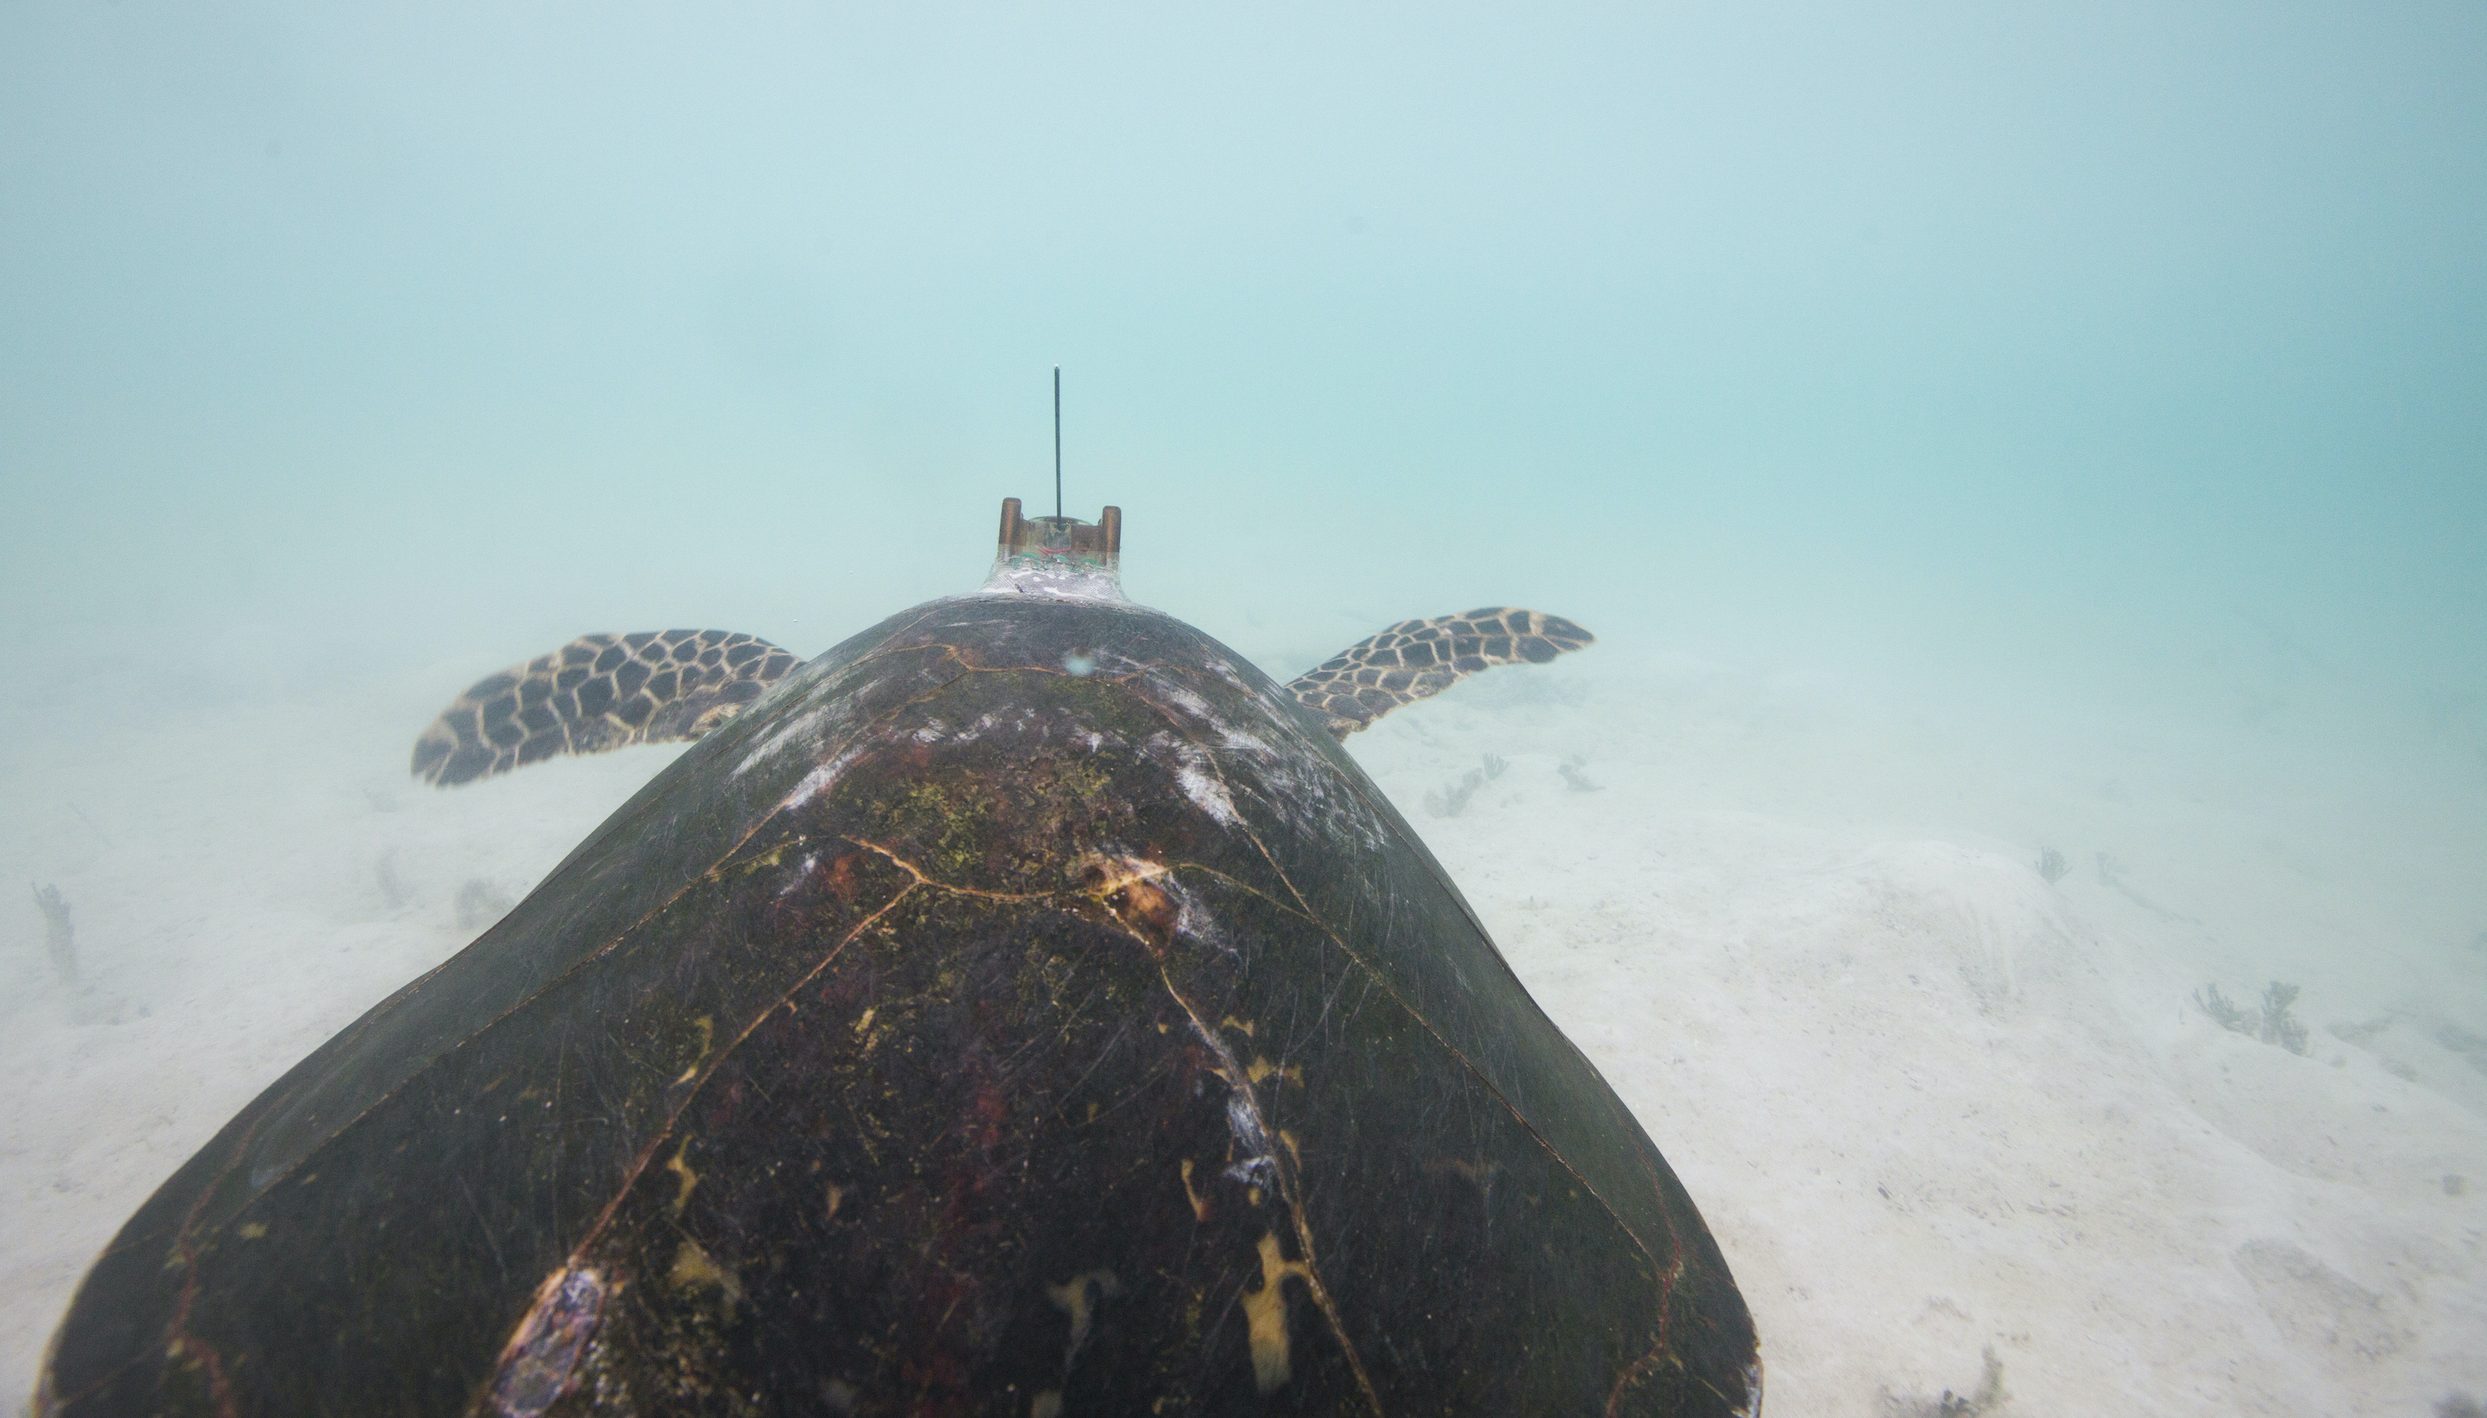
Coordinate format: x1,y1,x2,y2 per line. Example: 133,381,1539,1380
4,3,2485,1414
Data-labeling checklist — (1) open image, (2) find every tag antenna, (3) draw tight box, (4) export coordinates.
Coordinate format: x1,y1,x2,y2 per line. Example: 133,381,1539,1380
1052,365,1063,522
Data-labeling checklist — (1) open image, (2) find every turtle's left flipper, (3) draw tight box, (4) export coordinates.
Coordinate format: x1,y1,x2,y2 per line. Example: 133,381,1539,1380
1284,607,1593,738
412,630,798,786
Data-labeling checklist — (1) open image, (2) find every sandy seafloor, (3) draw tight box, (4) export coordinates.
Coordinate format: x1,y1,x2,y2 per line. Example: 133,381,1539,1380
3,606,2484,1416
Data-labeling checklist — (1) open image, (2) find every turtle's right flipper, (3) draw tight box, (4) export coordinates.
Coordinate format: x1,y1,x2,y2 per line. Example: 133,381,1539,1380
1284,607,1592,738
411,631,798,786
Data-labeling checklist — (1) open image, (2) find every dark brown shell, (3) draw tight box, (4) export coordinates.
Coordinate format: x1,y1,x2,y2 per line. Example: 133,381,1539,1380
39,595,1759,1416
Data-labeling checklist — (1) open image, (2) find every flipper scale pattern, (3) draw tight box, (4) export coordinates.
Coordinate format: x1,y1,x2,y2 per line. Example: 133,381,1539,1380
411,630,797,786
1283,607,1593,738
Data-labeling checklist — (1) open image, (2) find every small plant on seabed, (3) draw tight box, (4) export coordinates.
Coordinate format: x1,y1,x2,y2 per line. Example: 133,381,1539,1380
32,882,76,987
1557,754,1602,793
2035,847,2069,884
2195,983,2253,1032
375,853,412,913
2195,981,2310,1055
1880,1345,2008,1417
1422,754,1507,818
2436,1392,2484,1418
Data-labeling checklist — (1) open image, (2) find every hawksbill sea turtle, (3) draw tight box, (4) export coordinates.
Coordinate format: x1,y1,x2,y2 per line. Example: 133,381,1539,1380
39,498,1759,1416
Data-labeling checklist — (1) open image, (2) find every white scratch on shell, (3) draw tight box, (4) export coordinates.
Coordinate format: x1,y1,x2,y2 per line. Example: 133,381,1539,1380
1174,753,1241,828
780,742,868,811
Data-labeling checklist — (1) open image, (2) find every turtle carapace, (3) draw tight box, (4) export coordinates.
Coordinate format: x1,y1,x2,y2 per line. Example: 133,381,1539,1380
40,498,1760,1417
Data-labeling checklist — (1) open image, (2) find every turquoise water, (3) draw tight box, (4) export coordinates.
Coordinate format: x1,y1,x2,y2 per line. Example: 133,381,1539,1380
7,5,2480,707
3,4,2484,1411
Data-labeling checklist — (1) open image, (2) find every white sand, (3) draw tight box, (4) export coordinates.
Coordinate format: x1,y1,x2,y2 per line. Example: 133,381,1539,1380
5,641,2483,1415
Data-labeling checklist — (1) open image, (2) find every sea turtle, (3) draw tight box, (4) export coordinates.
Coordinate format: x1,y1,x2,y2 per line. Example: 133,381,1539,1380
39,499,1760,1416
